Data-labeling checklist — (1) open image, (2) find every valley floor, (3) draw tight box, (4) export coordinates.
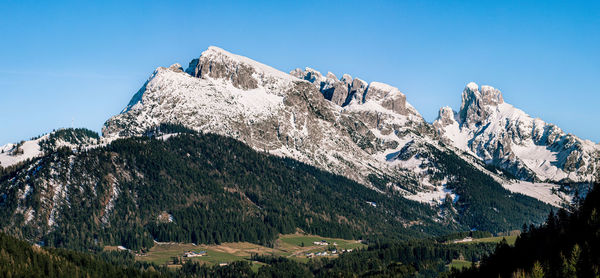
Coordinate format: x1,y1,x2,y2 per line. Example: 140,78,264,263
124,233,366,268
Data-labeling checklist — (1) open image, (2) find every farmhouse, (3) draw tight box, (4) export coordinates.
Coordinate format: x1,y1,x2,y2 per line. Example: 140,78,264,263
453,237,473,243
183,250,207,257
313,240,329,246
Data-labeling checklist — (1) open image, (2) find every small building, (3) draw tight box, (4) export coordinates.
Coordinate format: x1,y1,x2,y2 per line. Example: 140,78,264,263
313,240,329,246
183,251,207,257
453,237,473,243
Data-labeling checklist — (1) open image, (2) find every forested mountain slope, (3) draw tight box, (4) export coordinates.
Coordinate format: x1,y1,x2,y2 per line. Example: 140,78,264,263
453,183,600,277
0,127,552,252
0,128,442,251
0,232,158,278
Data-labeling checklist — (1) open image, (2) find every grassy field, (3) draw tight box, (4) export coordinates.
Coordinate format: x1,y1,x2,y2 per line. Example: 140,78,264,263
444,235,517,271
278,234,363,250
449,235,518,246
447,259,472,270
135,241,276,265
134,233,367,267
467,235,517,245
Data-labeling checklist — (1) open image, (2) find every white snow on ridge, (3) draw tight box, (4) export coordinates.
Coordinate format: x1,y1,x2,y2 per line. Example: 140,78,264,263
440,119,470,151
343,100,420,126
124,66,287,133
233,84,285,114
0,135,48,168
0,131,107,169
404,183,457,205
368,81,400,94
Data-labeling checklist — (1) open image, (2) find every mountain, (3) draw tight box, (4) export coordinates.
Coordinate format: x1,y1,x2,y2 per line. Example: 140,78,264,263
102,46,431,189
102,46,569,207
0,128,102,169
434,82,600,184
1,46,589,253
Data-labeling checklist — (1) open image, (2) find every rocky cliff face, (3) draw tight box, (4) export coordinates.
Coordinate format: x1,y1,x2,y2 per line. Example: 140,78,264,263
434,82,600,183
290,67,419,117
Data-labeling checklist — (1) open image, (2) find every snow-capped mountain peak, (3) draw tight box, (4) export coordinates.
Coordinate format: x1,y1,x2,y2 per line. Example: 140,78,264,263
459,82,504,127
435,82,599,183
103,47,592,206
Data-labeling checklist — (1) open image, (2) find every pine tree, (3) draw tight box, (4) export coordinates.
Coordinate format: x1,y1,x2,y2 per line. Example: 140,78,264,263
561,244,580,278
531,261,544,278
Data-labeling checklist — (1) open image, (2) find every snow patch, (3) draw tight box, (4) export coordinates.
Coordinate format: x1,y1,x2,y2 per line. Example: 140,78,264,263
404,182,457,205
503,181,569,207
0,135,49,168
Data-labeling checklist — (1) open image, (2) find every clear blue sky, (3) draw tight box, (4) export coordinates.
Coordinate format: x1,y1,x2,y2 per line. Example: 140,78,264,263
1,0,599,145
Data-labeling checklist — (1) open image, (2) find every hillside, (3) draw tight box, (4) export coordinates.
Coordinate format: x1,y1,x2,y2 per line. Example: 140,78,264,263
0,126,553,252
452,183,600,277
0,127,443,251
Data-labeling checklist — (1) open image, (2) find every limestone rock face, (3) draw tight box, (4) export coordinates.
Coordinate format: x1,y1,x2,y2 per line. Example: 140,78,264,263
292,69,417,118
187,47,258,90
459,82,504,129
435,107,456,127
365,82,410,116
291,68,349,106
347,78,368,105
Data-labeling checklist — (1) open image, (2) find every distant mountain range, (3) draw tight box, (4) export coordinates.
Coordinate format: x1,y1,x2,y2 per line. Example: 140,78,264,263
0,46,597,250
